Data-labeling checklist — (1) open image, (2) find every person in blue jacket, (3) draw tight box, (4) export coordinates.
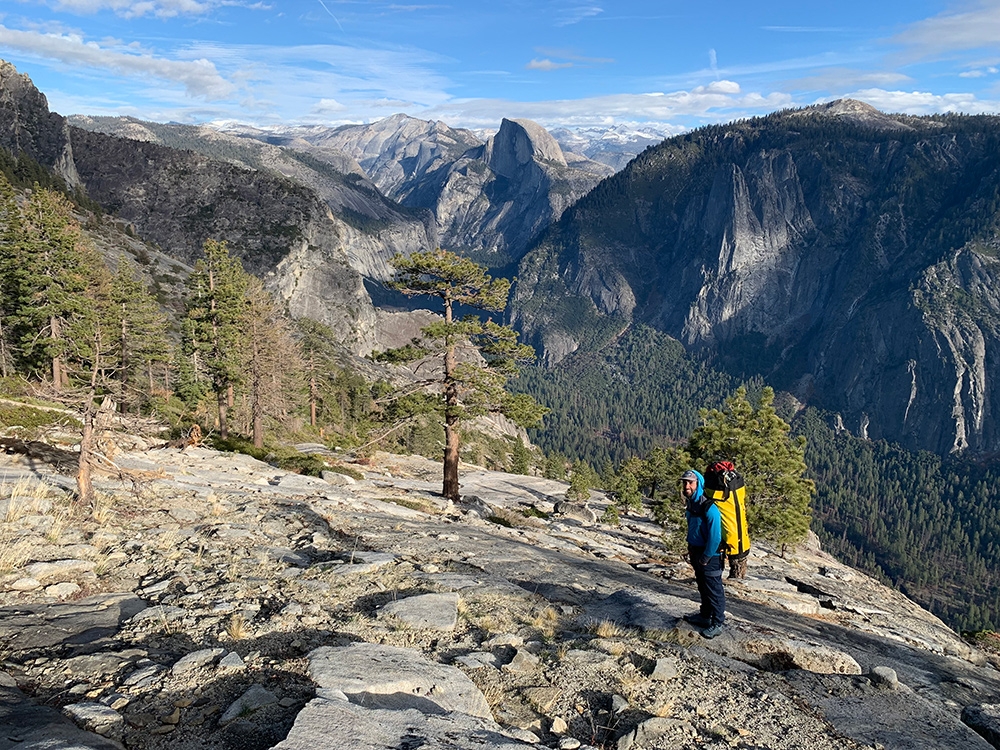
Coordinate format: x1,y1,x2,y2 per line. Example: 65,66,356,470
680,469,726,638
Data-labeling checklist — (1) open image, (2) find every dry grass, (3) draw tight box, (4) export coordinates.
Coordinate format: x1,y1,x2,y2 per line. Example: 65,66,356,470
0,537,33,575
44,502,71,543
2,478,51,523
589,619,629,639
651,700,675,718
377,496,441,515
91,491,115,525
461,592,525,635
531,605,561,638
486,508,544,529
226,613,247,640
93,552,116,577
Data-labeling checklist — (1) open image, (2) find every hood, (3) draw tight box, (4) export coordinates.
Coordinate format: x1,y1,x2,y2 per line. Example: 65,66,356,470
684,469,709,513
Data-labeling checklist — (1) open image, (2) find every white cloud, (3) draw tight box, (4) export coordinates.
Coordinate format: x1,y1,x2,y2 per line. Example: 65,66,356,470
534,47,614,65
847,87,1000,115
959,65,999,77
526,58,573,71
788,67,912,91
0,25,233,97
420,86,792,130
704,79,740,94
311,97,345,114
51,0,212,18
555,5,602,27
894,1,1000,61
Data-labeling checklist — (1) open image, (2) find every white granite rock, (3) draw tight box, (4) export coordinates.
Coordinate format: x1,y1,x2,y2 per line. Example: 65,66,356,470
308,642,492,719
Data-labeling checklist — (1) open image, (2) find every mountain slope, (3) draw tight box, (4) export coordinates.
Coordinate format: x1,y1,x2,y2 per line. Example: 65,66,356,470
514,101,1000,455
229,114,614,267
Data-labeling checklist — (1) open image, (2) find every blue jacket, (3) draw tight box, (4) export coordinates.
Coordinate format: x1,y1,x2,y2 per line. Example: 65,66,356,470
685,470,723,555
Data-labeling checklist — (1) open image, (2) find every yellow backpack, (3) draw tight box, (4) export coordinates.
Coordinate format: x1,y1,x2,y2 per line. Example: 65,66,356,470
703,461,751,563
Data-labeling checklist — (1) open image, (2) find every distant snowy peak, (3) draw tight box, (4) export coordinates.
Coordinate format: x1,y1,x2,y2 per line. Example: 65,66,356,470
550,124,680,170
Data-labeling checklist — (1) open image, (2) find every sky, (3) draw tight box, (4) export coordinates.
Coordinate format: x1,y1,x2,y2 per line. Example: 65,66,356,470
2,0,1000,134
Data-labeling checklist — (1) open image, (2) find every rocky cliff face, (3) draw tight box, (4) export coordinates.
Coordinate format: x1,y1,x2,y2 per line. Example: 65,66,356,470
0,60,80,187
65,126,384,351
514,102,1000,455
68,114,439,283
241,114,613,267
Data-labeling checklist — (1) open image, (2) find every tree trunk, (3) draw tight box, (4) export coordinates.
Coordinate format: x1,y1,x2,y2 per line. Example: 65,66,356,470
309,357,318,428
217,385,229,440
77,334,103,507
77,390,95,506
251,322,264,449
0,312,8,379
51,315,63,389
442,295,460,503
443,408,460,503
119,302,129,413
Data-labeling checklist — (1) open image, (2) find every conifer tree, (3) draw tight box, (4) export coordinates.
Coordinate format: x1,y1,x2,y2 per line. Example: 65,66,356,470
377,249,547,503
107,262,170,412
0,174,18,377
183,239,249,439
686,386,814,547
242,277,303,448
544,452,569,481
511,438,531,475
566,464,593,501
2,186,104,387
609,456,645,512
640,447,673,501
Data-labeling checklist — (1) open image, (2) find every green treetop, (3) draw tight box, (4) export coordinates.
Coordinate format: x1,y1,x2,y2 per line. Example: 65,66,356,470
1,184,106,388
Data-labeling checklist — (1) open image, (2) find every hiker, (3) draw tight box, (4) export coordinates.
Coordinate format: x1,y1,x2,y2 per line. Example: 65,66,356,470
681,469,726,638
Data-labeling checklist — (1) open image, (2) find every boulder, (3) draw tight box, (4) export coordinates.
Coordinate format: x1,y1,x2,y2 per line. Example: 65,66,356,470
219,685,278,726
378,592,460,631
272,697,533,750
62,702,125,741
308,642,492,719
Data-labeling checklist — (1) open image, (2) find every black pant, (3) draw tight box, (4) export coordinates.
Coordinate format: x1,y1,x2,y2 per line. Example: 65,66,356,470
689,547,726,625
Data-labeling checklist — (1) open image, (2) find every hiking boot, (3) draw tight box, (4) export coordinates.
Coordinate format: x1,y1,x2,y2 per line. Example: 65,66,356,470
682,613,711,627
701,622,725,639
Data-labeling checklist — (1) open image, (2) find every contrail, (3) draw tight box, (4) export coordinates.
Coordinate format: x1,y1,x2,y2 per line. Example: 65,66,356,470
316,0,344,31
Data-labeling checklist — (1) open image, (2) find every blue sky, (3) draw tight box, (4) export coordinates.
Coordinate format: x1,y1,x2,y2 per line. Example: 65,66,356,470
2,0,1000,132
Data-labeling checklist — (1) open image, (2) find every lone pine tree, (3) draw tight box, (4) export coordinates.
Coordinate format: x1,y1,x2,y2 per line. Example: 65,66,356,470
183,240,248,440
378,249,547,503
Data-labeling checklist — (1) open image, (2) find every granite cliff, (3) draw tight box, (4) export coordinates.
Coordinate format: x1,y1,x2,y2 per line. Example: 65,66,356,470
242,114,613,267
514,101,1000,455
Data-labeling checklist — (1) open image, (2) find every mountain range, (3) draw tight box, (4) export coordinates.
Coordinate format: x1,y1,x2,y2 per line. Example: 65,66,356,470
513,99,1000,456
9,57,1000,460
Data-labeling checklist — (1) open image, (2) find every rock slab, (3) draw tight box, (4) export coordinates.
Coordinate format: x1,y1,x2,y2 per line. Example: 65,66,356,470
379,591,460,631
272,697,533,750
963,704,1000,748
308,642,492,719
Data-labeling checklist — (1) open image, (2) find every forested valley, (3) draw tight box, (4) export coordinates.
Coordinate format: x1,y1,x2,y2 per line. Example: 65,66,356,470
512,325,1000,632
